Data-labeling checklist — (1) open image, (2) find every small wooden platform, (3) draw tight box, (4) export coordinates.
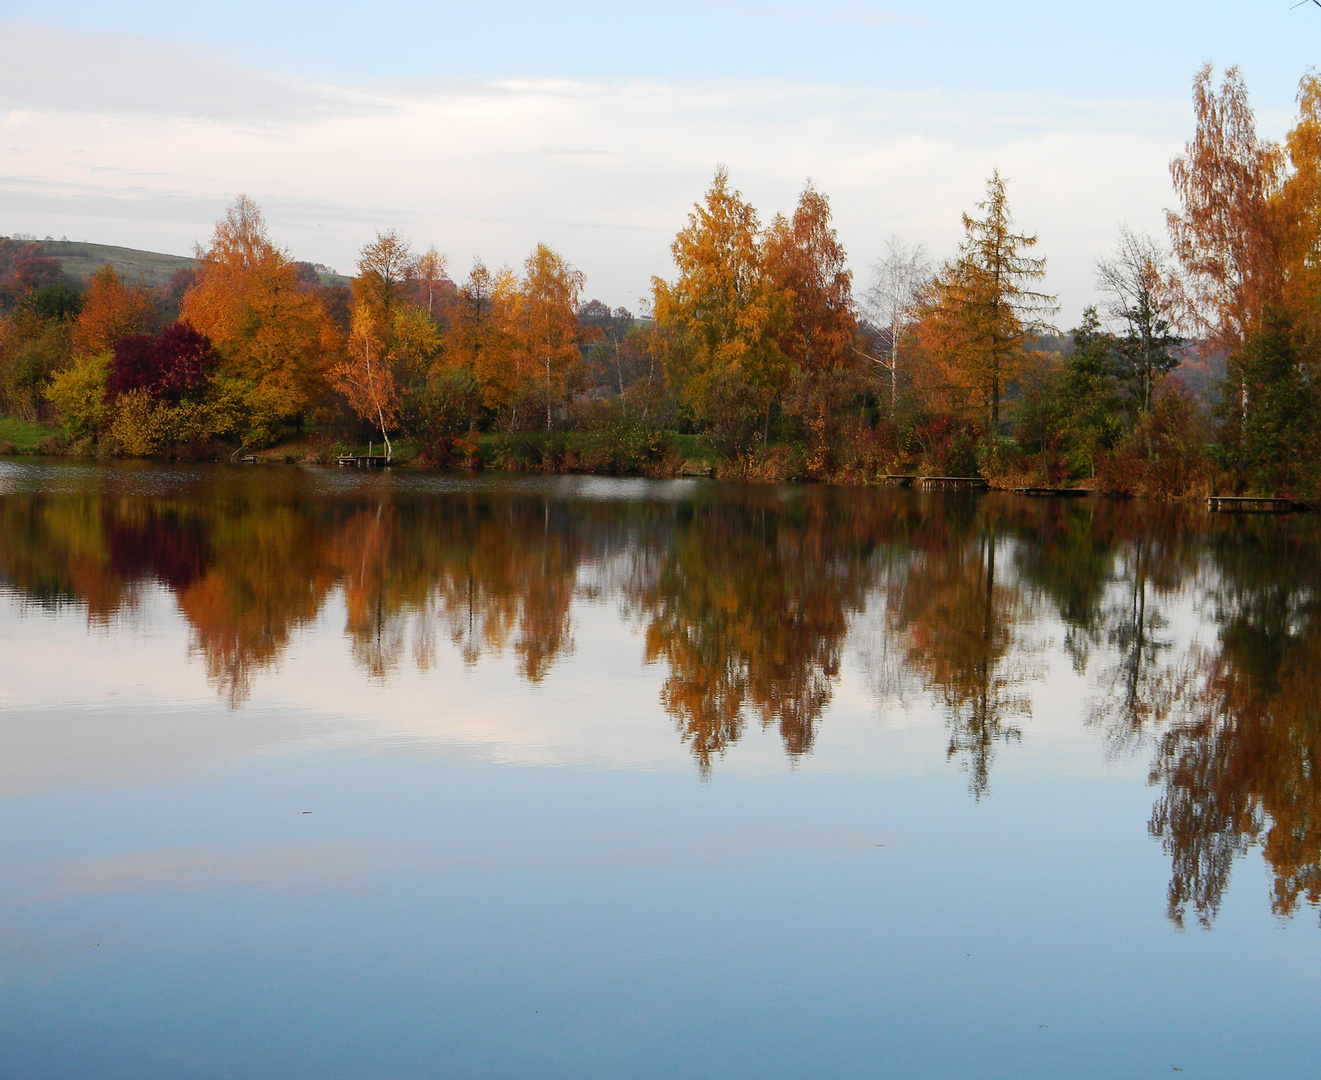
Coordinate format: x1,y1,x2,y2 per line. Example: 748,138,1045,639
337,455,391,468
917,476,988,490
1207,495,1310,514
1014,487,1096,497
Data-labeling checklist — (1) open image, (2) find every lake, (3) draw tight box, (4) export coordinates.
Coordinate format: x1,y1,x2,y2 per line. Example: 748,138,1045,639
1,460,1318,1079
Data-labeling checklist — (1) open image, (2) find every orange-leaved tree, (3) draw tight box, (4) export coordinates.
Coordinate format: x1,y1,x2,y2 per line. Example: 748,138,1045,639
335,304,400,459
71,265,157,356
181,195,338,434
515,243,585,431
763,182,855,372
438,260,521,414
652,167,789,453
1167,64,1285,357
915,170,1056,433
1279,72,1321,337
333,231,420,458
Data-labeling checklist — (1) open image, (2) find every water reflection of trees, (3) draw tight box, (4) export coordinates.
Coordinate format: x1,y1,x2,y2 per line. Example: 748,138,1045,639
1146,522,1321,927
886,498,1036,798
3,475,1321,924
623,494,878,769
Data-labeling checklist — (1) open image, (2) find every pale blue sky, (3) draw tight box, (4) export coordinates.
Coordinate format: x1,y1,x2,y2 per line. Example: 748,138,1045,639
0,1,1316,321
2,1,1313,104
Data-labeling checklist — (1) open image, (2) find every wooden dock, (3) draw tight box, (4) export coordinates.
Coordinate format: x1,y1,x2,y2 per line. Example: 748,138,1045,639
1014,487,1096,497
882,474,917,488
917,476,988,490
1207,495,1311,514
337,455,391,468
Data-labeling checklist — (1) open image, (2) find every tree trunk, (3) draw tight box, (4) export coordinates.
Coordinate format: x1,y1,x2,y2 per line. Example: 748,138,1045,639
376,402,392,460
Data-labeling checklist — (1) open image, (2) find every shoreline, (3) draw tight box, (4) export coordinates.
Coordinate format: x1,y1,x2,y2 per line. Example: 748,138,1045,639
4,442,1311,508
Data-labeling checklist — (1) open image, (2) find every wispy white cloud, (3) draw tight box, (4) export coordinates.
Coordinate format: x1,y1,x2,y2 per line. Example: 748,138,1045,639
0,23,366,123
0,22,1187,320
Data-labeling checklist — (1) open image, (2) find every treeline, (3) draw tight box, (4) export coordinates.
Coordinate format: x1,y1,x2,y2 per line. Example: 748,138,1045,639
2,479,1319,926
2,64,1320,497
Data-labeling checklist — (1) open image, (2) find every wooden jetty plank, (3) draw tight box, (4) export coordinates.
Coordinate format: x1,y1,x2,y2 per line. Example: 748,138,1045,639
1207,495,1311,513
917,476,988,489
337,455,391,468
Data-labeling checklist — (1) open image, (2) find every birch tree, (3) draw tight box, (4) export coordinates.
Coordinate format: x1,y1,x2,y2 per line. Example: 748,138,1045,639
864,235,930,407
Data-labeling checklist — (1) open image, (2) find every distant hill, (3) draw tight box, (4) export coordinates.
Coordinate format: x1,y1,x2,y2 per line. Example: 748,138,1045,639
30,240,351,288
37,240,197,285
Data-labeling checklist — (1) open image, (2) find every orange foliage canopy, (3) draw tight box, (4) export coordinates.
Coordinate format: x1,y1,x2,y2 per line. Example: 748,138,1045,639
1167,64,1286,355
181,195,339,417
652,167,789,420
764,183,856,372
71,265,156,356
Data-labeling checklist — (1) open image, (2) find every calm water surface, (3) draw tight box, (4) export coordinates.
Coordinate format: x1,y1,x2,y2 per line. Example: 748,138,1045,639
1,460,1319,1079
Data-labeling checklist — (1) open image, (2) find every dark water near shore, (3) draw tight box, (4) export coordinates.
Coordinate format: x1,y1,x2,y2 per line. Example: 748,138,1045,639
1,460,1320,1078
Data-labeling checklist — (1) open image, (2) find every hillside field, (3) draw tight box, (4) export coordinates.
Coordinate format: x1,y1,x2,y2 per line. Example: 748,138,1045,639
39,240,196,285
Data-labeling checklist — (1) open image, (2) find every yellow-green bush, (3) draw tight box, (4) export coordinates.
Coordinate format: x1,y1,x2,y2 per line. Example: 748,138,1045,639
108,389,227,457
47,351,111,439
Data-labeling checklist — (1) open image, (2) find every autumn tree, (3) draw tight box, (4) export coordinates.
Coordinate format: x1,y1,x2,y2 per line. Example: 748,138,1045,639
0,307,72,420
414,245,448,319
105,321,217,405
71,265,156,356
335,308,399,457
516,243,586,431
1167,66,1321,494
355,230,417,323
916,172,1056,436
1167,64,1284,356
442,261,496,373
763,182,855,372
182,195,338,428
459,263,523,413
334,231,431,458
652,167,788,454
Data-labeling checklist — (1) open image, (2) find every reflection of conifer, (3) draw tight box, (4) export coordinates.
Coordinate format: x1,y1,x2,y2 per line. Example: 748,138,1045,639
891,509,1035,799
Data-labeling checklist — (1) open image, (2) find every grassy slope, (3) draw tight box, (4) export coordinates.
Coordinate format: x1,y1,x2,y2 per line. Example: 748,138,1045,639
0,417,60,451
38,240,349,288
39,240,196,285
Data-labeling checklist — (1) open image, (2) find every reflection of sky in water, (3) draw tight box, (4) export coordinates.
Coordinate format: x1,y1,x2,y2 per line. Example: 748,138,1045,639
1,461,1319,1078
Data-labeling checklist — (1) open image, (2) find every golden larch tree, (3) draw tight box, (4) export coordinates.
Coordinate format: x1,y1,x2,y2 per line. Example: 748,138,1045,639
916,170,1056,431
